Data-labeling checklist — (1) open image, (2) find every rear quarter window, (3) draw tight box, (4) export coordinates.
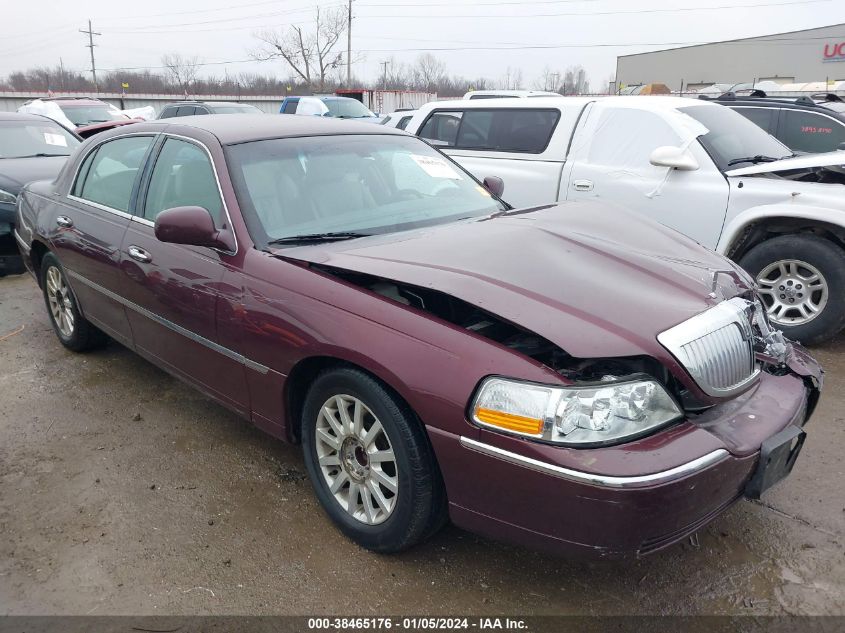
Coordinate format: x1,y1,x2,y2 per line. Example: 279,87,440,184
733,106,776,134
780,110,845,153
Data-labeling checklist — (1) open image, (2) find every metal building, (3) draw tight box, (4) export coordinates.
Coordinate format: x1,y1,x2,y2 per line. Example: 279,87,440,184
616,23,845,92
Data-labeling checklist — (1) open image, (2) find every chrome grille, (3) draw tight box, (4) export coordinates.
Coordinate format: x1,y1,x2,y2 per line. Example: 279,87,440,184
658,298,759,397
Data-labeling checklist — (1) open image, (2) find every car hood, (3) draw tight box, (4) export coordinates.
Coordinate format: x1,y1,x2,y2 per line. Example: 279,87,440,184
278,202,750,359
0,156,69,195
725,150,845,176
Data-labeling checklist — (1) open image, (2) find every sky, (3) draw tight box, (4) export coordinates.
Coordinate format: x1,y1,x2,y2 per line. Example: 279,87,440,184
3,0,845,91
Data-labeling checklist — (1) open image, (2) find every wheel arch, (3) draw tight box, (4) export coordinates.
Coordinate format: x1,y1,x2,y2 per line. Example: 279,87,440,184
29,239,50,287
718,206,845,261
284,353,420,446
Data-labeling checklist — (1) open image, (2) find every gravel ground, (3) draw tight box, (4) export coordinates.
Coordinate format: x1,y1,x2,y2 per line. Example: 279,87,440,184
0,272,843,616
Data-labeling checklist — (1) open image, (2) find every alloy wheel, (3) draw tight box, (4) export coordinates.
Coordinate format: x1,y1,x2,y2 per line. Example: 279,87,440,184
45,266,75,337
755,259,828,326
315,394,399,525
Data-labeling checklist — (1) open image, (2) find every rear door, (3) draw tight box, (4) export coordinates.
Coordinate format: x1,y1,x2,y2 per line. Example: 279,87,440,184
417,107,566,208
118,134,249,414
776,108,845,153
60,133,157,344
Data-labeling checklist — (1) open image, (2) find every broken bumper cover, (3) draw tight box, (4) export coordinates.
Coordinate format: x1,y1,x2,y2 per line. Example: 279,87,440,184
430,357,820,559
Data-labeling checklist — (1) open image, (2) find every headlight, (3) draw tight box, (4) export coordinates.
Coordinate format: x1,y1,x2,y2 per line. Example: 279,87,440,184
470,376,683,446
0,189,17,205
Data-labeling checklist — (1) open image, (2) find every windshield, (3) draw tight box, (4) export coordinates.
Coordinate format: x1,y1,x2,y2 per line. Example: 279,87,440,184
226,134,505,245
0,120,80,158
212,105,262,114
324,99,376,118
60,104,128,126
679,105,792,171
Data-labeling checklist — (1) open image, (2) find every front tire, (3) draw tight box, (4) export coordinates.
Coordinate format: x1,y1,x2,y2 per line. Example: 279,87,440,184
40,252,108,352
301,367,446,553
739,235,845,345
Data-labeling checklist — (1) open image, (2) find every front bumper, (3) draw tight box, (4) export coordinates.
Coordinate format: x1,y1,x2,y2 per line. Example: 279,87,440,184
431,351,820,559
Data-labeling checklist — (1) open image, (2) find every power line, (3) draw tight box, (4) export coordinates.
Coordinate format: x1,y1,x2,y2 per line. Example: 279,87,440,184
79,19,101,92
358,0,831,18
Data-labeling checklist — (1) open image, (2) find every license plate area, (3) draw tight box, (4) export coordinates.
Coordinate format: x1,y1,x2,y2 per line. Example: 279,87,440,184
745,425,805,499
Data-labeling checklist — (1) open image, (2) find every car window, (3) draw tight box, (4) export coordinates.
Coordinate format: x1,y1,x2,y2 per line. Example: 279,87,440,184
396,116,412,131
60,104,127,126
419,111,463,146
227,134,504,244
282,99,299,114
158,106,178,119
210,105,262,114
0,120,80,158
143,138,223,224
74,136,154,212
176,106,197,117
587,108,681,168
733,107,776,133
780,110,845,153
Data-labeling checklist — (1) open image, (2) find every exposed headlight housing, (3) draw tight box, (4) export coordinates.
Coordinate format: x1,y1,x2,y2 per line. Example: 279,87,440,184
470,376,683,446
0,189,17,205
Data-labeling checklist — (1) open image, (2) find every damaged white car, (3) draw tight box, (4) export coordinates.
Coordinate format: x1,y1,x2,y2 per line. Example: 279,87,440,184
406,96,845,344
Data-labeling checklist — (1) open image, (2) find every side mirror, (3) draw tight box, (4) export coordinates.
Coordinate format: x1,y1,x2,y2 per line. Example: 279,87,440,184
482,176,505,198
154,206,235,253
649,145,699,171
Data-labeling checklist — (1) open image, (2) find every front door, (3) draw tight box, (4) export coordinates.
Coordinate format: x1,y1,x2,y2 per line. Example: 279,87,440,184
118,135,249,414
564,103,730,249
58,134,157,345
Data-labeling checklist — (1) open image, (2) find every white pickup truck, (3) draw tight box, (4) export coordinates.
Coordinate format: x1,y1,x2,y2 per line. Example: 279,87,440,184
404,96,845,344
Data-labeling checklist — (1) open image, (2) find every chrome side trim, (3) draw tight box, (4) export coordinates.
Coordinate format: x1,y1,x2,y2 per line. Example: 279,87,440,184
459,436,729,488
65,269,269,375
67,194,133,220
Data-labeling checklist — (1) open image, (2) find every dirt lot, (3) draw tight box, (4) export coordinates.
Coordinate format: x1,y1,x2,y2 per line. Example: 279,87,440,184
0,272,843,616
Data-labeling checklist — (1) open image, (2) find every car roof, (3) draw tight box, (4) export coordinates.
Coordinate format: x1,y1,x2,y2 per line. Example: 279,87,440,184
49,98,108,106
0,111,58,123
416,95,712,112
126,113,408,145
163,101,256,107
711,96,845,118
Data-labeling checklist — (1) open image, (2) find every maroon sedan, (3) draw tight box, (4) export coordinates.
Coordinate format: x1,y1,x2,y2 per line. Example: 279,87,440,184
14,114,822,558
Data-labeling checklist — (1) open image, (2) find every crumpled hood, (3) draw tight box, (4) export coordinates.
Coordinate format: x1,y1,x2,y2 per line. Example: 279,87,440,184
279,202,750,359
725,150,845,176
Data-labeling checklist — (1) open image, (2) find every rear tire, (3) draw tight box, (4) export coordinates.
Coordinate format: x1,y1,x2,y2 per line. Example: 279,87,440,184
301,367,446,553
739,235,845,345
40,252,108,352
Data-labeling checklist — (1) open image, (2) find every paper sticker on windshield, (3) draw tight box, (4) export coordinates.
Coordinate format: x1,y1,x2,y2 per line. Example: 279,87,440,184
411,155,462,179
44,133,67,147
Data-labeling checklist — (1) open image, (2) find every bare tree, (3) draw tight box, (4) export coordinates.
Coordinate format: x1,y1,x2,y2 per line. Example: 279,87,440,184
562,65,590,95
534,66,561,92
161,54,200,95
412,54,445,92
253,6,347,92
498,67,523,90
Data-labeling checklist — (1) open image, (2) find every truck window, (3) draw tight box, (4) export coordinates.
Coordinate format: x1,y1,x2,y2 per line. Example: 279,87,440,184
457,109,560,153
282,99,299,114
780,110,845,153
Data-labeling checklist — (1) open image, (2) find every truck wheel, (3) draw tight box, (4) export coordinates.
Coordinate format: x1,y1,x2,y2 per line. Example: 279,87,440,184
739,235,845,345
40,252,109,352
301,367,446,553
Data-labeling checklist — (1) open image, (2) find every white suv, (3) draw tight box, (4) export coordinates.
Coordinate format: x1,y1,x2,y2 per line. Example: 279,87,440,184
405,96,845,344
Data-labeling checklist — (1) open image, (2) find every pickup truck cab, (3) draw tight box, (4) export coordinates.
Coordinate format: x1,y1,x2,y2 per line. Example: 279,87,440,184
404,96,845,344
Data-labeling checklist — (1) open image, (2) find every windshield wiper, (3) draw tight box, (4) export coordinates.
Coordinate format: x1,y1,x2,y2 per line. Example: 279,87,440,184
7,153,70,158
267,231,371,245
727,155,782,166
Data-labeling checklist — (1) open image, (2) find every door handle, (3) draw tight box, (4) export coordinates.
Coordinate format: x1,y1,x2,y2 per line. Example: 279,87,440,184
572,179,594,192
56,215,73,228
127,245,152,263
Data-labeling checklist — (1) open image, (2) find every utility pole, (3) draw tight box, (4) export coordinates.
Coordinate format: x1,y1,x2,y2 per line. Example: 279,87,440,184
79,19,101,93
347,0,353,87
59,57,65,91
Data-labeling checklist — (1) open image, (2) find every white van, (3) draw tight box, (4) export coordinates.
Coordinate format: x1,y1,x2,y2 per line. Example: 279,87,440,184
404,96,845,344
